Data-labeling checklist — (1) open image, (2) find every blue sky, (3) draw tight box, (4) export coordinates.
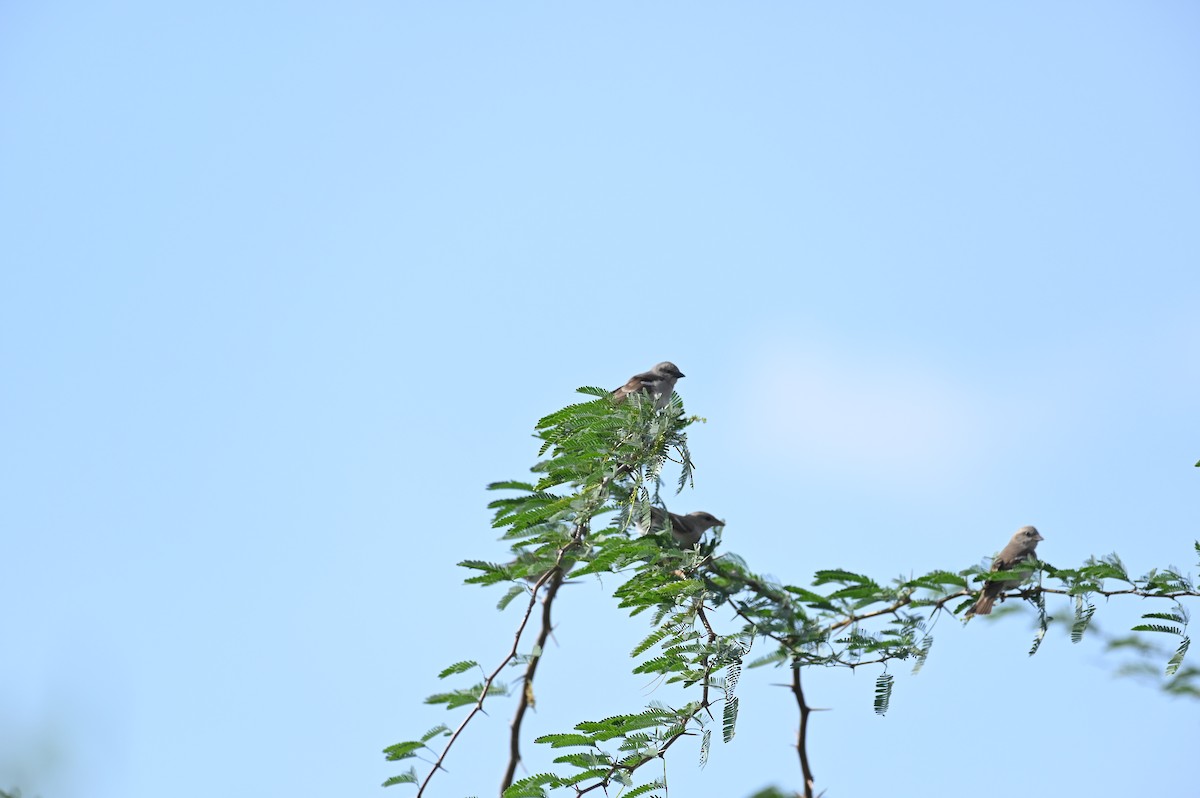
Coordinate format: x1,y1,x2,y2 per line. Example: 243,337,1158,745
2,3,1198,797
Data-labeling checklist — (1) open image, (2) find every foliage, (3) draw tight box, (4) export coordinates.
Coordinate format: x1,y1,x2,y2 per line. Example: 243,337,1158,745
384,387,1200,798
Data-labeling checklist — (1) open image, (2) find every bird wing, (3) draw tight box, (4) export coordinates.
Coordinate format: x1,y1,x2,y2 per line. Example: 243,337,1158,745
613,374,650,398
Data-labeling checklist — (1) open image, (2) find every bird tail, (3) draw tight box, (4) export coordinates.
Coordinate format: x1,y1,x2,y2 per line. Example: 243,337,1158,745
968,595,995,616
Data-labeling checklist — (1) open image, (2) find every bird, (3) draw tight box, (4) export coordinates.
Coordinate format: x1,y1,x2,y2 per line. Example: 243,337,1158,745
639,506,725,548
611,361,685,410
967,525,1045,616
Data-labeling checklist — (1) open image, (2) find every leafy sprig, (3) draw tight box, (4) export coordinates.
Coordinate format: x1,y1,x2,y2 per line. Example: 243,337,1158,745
383,392,1200,798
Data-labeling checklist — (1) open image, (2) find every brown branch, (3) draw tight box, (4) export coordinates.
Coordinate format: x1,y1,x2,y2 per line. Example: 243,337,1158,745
826,590,969,634
498,469,618,796
825,602,907,633
416,563,559,798
500,563,566,793
696,600,717,641
416,458,614,798
791,662,815,798
1037,586,1200,599
696,601,717,717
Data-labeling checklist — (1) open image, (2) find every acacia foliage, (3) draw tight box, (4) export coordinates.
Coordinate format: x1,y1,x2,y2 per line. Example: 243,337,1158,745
384,387,1199,797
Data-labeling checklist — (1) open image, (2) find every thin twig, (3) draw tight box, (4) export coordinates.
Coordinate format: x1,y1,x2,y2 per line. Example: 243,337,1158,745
826,590,969,634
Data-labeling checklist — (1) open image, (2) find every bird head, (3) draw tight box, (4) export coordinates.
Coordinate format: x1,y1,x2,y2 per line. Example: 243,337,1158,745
654,362,685,379
684,511,724,533
1015,525,1043,546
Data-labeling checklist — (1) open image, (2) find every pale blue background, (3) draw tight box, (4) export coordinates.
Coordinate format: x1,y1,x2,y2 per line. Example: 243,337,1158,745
2,3,1198,797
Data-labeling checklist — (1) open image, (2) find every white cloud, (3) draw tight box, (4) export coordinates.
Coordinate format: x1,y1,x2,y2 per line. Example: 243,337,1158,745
731,341,989,488
725,312,1200,497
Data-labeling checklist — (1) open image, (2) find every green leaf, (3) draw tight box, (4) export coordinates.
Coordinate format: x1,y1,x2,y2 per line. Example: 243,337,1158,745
425,682,506,709
813,569,876,586
576,710,675,741
632,655,684,676
1071,600,1096,644
438,660,479,679
1131,624,1184,636
783,585,836,610
535,733,598,749
617,579,705,609
497,583,527,611
620,782,665,798
381,767,417,787
747,649,789,669
1140,611,1186,624
381,740,425,761
552,751,610,769
504,771,573,797
534,398,611,430
459,559,511,586
631,627,673,658
1029,624,1047,656
826,584,885,601
722,695,739,742
1076,560,1131,583
421,724,450,742
1166,637,1191,676
874,673,894,715
487,480,536,492
905,570,968,590
493,495,578,532
559,768,617,788
911,636,933,675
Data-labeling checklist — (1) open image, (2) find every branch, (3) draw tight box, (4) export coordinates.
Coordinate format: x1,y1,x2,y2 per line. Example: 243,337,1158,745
500,564,566,792
417,559,566,798
791,663,815,798
696,600,717,716
1038,585,1200,599
825,590,969,634
500,473,612,795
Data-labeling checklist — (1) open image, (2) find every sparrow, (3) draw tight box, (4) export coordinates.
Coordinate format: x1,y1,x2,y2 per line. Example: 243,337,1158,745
611,361,685,410
639,506,725,548
967,525,1045,616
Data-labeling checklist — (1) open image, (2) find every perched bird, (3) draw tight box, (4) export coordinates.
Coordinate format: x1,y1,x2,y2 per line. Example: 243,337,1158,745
967,525,1045,616
640,506,725,548
611,361,685,410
